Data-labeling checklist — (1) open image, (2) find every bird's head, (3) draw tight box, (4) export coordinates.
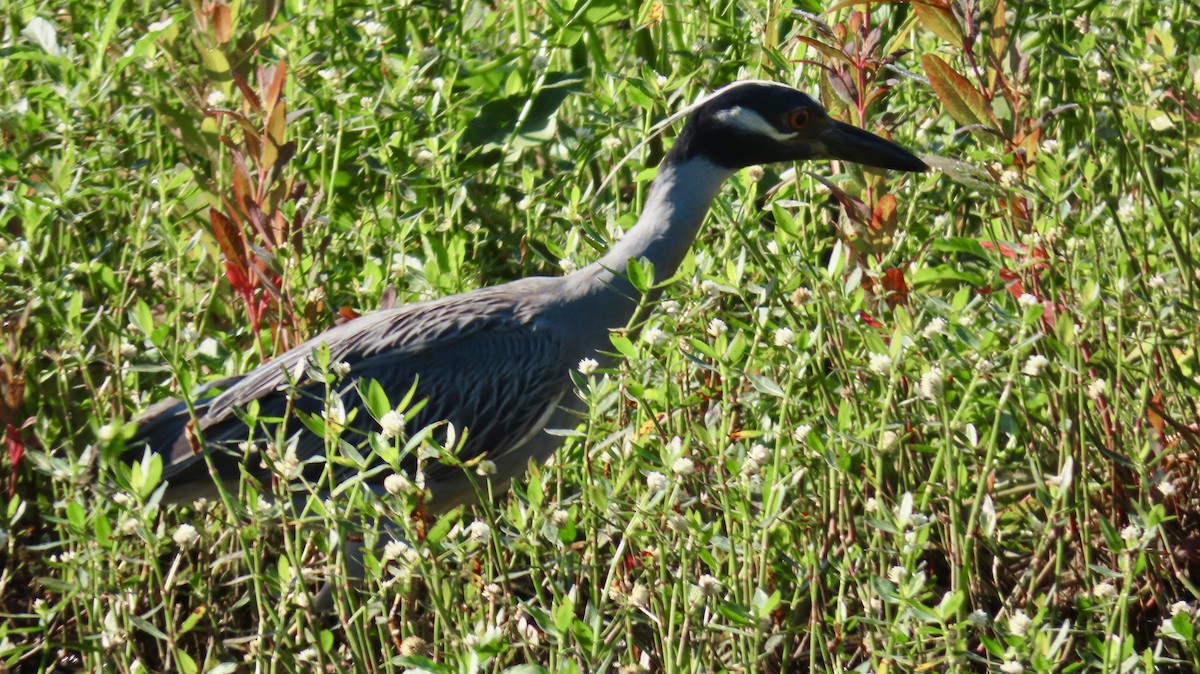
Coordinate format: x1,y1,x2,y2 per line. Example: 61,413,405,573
669,81,927,173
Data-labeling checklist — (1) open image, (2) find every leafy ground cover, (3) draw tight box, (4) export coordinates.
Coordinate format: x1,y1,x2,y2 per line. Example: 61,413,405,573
1,0,1198,671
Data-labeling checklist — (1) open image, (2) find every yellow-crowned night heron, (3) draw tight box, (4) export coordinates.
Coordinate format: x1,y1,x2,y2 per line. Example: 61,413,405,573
128,80,925,604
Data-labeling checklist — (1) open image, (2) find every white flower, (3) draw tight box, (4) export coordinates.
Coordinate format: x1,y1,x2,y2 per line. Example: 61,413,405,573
475,460,497,476
112,492,133,507
922,318,947,338
1086,378,1107,400
773,327,795,346
383,539,413,561
1022,354,1050,376
887,566,906,584
1092,582,1118,600
706,318,728,337
379,410,406,439
323,395,346,426
919,367,943,401
643,327,668,345
296,647,319,663
577,358,599,375
1168,601,1191,616
1000,660,1024,674
399,636,430,657
671,457,696,477
601,135,621,151
793,424,812,443
467,520,491,543
516,197,531,211
559,258,577,273
550,509,569,527
999,170,1020,187
413,148,436,168
880,430,899,450
699,279,720,296
1117,195,1136,221
629,583,650,608
206,90,227,107
748,444,770,464
1157,481,1177,497
359,19,385,37
1120,524,1143,545
697,574,723,597
1096,69,1112,85
332,361,352,378
1147,274,1166,289
1040,139,1060,154
661,300,680,315
868,352,892,376
1007,610,1033,636
746,165,764,182
646,471,669,493
1017,293,1039,308
967,609,989,627
172,523,200,548
864,497,878,513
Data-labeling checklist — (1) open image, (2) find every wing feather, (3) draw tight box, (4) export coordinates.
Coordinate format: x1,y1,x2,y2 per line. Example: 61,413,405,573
136,279,574,499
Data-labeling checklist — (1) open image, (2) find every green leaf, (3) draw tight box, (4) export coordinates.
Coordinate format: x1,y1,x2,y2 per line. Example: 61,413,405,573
608,334,638,360
912,265,986,287
746,373,784,398
92,511,112,549
913,1,963,46
933,238,990,259
922,54,997,134
174,648,198,674
66,501,86,533
178,606,206,635
361,378,391,421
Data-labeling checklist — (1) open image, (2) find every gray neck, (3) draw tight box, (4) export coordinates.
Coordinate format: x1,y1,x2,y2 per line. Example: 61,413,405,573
570,157,734,317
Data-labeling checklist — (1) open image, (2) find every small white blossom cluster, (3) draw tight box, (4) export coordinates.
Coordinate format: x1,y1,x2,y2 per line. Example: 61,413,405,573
577,357,599,375
1086,378,1107,400
646,471,669,493
1007,610,1033,637
1023,354,1050,376
919,367,944,401
868,352,893,376
706,318,728,337
922,317,947,338
379,410,405,439
643,327,668,345
671,457,696,477
172,523,200,549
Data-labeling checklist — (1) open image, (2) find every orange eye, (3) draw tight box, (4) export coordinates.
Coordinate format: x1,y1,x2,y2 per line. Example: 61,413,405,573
787,109,810,130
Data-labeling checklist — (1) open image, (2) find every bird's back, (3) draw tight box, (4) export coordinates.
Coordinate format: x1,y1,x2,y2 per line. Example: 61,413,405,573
126,276,580,507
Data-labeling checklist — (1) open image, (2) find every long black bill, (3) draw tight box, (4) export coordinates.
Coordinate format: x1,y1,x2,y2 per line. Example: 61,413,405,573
820,120,928,172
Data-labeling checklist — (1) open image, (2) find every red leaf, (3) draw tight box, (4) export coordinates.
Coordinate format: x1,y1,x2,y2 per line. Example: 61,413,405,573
7,423,25,499
882,267,908,307
997,268,1024,298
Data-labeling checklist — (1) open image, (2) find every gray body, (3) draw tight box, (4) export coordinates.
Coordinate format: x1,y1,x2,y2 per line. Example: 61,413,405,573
127,81,926,607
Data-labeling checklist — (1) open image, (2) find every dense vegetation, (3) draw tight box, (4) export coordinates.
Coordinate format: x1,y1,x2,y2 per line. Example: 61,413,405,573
1,0,1197,671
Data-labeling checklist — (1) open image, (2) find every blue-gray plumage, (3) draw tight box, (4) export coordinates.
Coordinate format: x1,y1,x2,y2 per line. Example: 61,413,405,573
127,80,925,605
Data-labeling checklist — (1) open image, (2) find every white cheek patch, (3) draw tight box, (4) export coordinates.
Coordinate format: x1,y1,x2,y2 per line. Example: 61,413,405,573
712,106,798,142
